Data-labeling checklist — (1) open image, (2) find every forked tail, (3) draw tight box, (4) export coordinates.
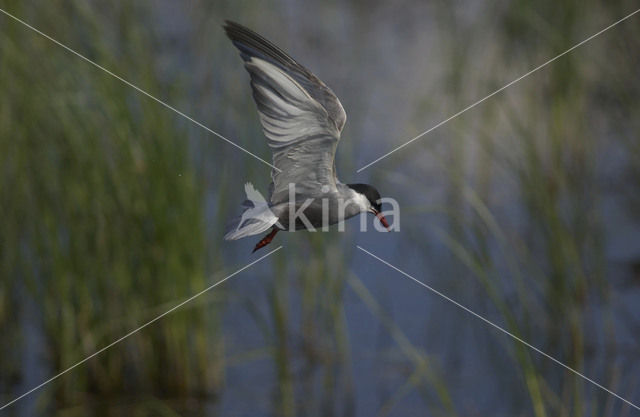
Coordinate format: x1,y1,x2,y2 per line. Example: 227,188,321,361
224,200,279,241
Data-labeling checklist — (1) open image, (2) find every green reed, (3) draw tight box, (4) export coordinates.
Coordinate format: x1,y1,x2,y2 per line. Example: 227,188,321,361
0,1,223,414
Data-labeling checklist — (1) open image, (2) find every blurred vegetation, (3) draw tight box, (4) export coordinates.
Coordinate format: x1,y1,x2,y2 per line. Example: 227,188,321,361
0,1,222,415
402,1,640,416
1,0,639,416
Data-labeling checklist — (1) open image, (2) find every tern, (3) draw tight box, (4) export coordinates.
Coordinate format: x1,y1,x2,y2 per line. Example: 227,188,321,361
223,21,389,252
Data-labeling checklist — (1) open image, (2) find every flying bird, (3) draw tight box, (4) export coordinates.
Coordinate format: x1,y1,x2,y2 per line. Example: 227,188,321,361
223,21,389,252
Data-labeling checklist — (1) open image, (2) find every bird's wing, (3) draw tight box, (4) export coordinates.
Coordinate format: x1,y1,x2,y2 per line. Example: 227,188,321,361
224,21,347,204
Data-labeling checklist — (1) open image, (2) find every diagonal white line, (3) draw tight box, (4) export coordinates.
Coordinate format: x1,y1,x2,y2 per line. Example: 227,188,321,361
0,246,282,411
356,8,640,173
0,7,280,172
356,245,640,412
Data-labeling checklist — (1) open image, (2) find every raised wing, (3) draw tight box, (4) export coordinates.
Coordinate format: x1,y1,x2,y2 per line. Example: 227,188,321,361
224,21,347,203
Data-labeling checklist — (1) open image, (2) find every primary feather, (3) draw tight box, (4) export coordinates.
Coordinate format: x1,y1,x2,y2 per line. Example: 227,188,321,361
223,21,348,204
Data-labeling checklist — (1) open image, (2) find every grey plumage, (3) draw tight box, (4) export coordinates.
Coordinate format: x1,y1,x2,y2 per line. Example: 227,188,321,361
224,21,346,205
223,21,386,248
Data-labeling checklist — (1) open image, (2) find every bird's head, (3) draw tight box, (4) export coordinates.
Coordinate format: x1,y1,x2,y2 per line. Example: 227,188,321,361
347,183,390,230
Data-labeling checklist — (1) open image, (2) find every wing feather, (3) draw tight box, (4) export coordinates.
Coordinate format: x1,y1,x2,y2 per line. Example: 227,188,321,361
224,20,346,132
224,21,347,204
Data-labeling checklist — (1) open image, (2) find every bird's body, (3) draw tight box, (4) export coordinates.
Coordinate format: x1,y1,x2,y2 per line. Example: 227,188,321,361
269,183,369,229
223,21,388,252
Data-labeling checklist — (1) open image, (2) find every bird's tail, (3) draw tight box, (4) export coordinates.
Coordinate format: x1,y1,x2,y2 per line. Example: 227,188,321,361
224,199,279,240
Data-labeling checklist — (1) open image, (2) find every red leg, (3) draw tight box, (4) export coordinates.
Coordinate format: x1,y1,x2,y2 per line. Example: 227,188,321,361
252,227,279,253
